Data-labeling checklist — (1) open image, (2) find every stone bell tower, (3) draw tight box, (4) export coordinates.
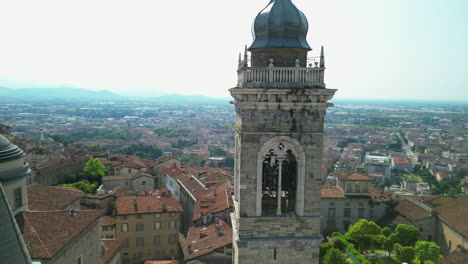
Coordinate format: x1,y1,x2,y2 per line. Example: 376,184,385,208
230,0,336,263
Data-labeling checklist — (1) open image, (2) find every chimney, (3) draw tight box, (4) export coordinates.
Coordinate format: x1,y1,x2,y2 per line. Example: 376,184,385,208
216,225,223,237
133,199,138,212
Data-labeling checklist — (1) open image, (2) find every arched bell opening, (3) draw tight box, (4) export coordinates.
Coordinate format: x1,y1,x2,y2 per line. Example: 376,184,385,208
261,143,298,216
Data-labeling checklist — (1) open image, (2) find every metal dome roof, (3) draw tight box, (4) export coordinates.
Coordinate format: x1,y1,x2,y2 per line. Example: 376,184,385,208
0,134,24,163
250,0,311,50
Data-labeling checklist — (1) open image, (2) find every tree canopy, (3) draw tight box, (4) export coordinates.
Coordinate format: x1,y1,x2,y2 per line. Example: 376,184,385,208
415,241,441,264
346,219,382,251
324,248,345,264
83,158,106,184
394,224,420,247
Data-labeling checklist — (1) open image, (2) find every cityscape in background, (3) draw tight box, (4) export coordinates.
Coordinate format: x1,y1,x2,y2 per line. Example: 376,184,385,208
0,95,466,263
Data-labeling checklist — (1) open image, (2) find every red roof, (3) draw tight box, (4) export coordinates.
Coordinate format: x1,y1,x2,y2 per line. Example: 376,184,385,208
102,238,126,264
392,157,412,164
395,199,431,222
332,171,375,181
115,193,182,216
28,184,84,211
183,220,232,261
321,186,345,198
193,182,233,221
436,195,468,237
18,210,103,259
145,261,179,264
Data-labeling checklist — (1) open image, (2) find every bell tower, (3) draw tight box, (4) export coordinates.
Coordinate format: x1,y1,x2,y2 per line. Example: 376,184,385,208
230,0,336,263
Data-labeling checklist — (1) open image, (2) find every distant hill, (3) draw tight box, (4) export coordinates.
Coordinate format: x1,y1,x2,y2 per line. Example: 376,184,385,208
0,87,120,100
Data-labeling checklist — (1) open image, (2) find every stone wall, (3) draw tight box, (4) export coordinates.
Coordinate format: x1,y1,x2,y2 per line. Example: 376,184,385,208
41,221,101,264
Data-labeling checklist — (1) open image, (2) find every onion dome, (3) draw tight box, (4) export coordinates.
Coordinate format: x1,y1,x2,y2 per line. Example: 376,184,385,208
0,134,24,163
250,0,311,50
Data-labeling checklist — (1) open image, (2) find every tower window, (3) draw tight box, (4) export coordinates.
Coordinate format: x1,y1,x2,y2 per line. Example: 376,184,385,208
274,248,277,260
261,143,297,216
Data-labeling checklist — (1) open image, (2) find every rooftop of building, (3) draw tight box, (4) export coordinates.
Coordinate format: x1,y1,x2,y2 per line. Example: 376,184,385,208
439,248,468,264
250,0,311,50
331,171,375,181
394,198,432,222
115,191,182,216
27,184,84,211
183,219,232,261
435,195,468,237
144,261,179,264
102,238,126,264
0,134,25,163
193,182,233,221
16,210,103,260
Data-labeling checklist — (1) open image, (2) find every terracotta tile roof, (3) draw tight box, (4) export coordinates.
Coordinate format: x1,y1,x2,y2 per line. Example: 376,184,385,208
37,156,89,174
102,172,153,182
320,186,345,198
392,157,412,164
115,193,182,216
102,238,126,264
331,171,375,181
27,184,84,211
394,199,431,222
370,188,396,203
183,220,232,261
439,249,468,264
100,154,151,169
17,210,103,260
157,156,178,163
100,216,115,227
410,195,443,202
193,182,233,221
145,261,179,264
436,195,468,237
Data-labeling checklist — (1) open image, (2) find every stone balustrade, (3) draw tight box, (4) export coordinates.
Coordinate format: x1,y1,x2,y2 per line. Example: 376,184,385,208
237,66,325,88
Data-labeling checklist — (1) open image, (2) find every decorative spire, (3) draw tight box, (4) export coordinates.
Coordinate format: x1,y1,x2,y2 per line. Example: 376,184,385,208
244,45,248,66
238,52,242,63
320,46,325,68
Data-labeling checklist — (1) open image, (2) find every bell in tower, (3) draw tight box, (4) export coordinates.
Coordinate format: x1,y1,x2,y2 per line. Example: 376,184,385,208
230,0,337,263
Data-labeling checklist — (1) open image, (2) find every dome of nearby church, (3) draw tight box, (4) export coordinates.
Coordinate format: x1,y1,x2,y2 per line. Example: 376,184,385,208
250,0,311,50
0,134,24,163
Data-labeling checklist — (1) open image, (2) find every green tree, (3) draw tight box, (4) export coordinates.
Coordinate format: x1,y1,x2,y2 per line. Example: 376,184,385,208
394,224,420,247
415,241,441,264
324,248,345,264
83,158,106,184
223,156,234,168
211,148,227,156
345,219,382,251
394,243,416,263
377,182,386,190
382,227,392,237
377,234,396,258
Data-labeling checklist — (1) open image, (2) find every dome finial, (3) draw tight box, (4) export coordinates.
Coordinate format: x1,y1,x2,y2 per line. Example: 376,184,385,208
250,0,311,50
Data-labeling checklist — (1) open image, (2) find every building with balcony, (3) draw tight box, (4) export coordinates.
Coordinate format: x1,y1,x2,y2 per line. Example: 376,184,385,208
229,0,337,263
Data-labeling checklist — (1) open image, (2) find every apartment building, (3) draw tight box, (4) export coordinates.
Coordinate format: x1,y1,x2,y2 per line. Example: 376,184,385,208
114,191,182,264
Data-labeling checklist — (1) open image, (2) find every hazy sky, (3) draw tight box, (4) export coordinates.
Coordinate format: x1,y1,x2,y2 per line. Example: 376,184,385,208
0,0,467,101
